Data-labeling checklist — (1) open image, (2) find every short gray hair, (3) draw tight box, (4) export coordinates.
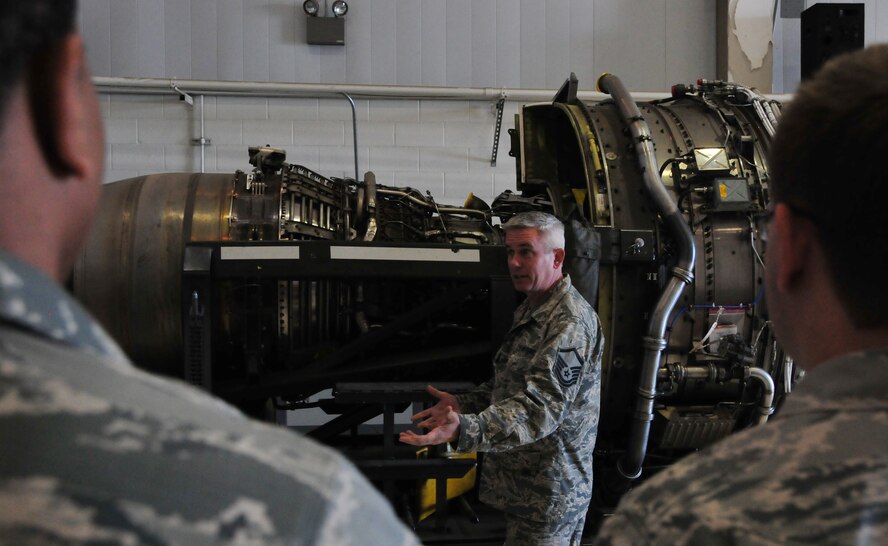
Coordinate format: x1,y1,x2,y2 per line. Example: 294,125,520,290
502,211,565,251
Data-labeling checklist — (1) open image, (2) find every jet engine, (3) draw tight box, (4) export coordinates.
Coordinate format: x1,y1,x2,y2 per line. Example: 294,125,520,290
73,73,793,524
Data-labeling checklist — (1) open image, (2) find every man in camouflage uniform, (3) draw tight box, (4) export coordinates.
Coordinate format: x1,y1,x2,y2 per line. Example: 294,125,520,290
401,211,603,545
0,3,420,545
593,45,888,546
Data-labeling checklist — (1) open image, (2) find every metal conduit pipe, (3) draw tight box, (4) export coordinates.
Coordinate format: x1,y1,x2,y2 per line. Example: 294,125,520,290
657,364,725,382
199,95,206,172
340,92,360,183
376,188,489,218
94,76,665,102
748,367,776,425
753,100,776,137
597,72,697,481
93,76,795,103
762,100,780,128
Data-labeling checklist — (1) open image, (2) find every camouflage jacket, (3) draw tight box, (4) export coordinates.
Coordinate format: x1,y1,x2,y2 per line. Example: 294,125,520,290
0,250,420,546
593,347,888,546
456,275,603,523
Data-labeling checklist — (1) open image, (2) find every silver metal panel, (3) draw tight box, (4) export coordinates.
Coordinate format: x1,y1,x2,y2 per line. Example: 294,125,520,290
164,0,192,79
594,0,666,91
779,17,802,94
446,0,473,86
138,0,165,78
319,45,347,84
346,0,372,84
879,2,888,49
858,0,877,45
80,0,112,76
395,0,422,85
665,0,717,86
268,2,297,82
420,0,446,85
221,247,301,260
243,0,270,82
371,0,397,84
694,148,730,171
190,0,219,80
569,0,596,87
520,0,547,88
773,10,786,93
217,0,245,81
80,0,748,91
471,2,497,88
110,0,140,77
660,412,734,450
545,0,571,88
496,0,522,87
330,247,481,263
292,12,321,83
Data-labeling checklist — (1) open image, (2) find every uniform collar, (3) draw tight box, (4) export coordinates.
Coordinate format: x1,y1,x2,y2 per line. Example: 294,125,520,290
515,275,572,326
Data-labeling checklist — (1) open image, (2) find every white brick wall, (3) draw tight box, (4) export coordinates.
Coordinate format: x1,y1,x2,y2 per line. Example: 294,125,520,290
110,143,164,171
368,145,421,173
394,122,444,147
100,93,520,206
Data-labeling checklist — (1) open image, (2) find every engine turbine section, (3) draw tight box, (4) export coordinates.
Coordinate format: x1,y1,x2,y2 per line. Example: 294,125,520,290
508,74,792,507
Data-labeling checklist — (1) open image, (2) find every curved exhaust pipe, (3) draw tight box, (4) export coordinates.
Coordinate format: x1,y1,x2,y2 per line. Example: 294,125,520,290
597,73,696,480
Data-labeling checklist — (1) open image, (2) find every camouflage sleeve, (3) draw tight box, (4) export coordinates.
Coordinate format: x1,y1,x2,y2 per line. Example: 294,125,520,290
0,326,423,546
456,315,595,453
316,461,424,546
455,378,494,414
591,508,652,546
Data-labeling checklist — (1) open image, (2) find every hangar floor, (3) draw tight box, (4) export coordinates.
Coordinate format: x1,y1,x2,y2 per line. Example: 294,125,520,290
415,498,506,545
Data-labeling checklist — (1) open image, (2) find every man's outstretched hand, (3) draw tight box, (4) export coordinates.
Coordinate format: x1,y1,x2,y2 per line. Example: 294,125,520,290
399,385,461,446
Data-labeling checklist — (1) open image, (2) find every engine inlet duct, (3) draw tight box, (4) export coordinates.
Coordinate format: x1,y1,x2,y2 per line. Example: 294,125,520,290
74,74,794,518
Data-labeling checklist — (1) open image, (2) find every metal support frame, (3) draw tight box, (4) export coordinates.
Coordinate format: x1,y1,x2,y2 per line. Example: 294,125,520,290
336,382,478,530
181,240,513,397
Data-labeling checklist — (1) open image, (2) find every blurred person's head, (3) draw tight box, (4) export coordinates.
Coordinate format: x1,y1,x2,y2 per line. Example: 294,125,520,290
765,44,888,366
0,0,105,280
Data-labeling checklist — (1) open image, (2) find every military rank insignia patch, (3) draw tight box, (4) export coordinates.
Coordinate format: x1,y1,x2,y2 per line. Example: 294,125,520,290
554,347,584,387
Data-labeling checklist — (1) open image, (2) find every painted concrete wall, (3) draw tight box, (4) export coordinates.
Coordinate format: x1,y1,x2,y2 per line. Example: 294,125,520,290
81,0,717,204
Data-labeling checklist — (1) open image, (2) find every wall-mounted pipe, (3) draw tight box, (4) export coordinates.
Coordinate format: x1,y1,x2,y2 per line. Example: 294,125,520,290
94,76,794,103
596,72,697,481
340,92,359,183
199,95,206,173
